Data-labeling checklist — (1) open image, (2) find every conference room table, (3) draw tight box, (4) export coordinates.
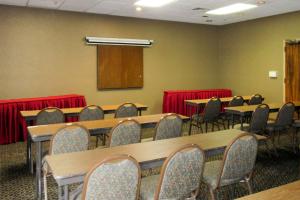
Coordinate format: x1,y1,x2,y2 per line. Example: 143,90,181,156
224,102,300,129
185,95,264,134
237,180,300,200
27,113,189,200
22,103,147,172
44,129,266,200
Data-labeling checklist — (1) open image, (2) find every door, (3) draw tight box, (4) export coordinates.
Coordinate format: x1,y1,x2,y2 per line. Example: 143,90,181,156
285,42,300,102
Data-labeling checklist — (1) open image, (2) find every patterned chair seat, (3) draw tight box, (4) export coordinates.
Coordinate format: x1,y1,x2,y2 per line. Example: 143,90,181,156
203,160,222,190
140,175,160,200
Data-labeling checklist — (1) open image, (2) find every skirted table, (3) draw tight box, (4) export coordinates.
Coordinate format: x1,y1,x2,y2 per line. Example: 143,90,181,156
0,94,86,145
163,89,232,116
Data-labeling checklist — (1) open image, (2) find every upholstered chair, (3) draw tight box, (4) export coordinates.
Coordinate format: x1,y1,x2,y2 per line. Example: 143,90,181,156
115,103,138,118
248,94,263,105
77,155,141,200
43,124,90,200
79,105,104,121
36,107,64,125
79,105,105,147
153,113,183,141
202,133,258,200
140,144,205,200
266,102,295,154
108,119,141,147
190,97,223,133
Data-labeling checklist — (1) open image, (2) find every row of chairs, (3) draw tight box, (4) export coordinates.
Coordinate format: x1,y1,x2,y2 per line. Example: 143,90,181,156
35,103,139,146
190,94,264,133
46,132,258,200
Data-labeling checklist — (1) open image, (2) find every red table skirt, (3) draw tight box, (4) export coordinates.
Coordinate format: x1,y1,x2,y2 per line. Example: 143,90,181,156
163,89,232,116
0,94,86,144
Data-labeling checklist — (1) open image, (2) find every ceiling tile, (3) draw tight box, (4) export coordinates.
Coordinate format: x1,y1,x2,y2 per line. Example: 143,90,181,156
0,0,27,6
28,0,64,9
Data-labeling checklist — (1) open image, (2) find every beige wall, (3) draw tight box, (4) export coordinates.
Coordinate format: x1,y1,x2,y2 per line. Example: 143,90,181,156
1,5,300,112
218,11,300,103
0,5,219,114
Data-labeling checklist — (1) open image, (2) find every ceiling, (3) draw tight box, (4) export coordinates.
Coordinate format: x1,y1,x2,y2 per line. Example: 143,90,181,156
1,0,300,25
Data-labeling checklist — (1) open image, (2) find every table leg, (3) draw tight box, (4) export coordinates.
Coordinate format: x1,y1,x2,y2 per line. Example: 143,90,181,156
240,115,244,130
35,141,43,200
139,109,142,116
64,185,69,200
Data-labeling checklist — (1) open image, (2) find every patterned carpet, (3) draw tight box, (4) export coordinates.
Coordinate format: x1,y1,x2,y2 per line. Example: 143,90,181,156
1,127,300,200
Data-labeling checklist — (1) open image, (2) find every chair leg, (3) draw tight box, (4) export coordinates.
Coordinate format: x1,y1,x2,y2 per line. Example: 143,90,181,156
205,122,208,133
270,135,278,157
264,140,272,157
209,188,216,200
95,136,99,147
212,122,215,132
245,179,253,194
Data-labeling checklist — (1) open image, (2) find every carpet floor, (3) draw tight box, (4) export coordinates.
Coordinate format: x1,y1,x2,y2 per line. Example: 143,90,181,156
1,127,300,200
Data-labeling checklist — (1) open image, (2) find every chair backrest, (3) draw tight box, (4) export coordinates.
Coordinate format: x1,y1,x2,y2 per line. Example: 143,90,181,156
217,133,258,188
248,104,270,133
36,107,64,125
228,96,244,107
49,124,90,155
154,144,205,200
275,102,295,127
81,155,141,200
154,113,183,141
248,94,263,105
79,105,104,121
203,97,221,121
115,103,138,118
109,119,141,147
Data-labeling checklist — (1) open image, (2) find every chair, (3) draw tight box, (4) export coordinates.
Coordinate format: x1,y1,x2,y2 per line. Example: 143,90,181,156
292,120,300,152
79,105,104,121
190,97,222,133
76,155,141,200
153,113,183,141
108,119,141,147
234,104,270,133
115,103,138,118
79,105,104,147
248,94,263,105
43,124,90,200
266,102,295,153
36,107,64,125
226,96,244,128
202,133,258,200
140,144,205,200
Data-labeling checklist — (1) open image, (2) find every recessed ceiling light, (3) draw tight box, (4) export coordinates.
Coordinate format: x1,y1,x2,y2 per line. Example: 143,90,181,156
134,0,176,7
192,7,207,11
136,7,142,11
202,15,208,18
206,3,257,15
257,0,266,5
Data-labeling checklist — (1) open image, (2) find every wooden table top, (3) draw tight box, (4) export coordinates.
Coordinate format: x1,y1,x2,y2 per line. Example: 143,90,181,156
225,102,300,114
237,180,300,200
45,129,266,182
20,103,148,118
28,113,189,141
185,96,255,105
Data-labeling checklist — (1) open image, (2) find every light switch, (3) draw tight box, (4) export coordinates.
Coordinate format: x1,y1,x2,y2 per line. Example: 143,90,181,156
269,71,278,78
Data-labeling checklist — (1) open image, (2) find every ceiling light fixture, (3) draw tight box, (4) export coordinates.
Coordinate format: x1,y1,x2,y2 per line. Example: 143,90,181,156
134,0,175,7
136,7,142,11
206,3,257,15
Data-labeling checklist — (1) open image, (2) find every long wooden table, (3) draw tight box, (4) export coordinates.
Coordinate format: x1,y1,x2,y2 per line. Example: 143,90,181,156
184,95,257,106
185,96,264,134
22,103,147,172
44,129,266,200
237,180,300,200
28,113,189,200
224,102,300,129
